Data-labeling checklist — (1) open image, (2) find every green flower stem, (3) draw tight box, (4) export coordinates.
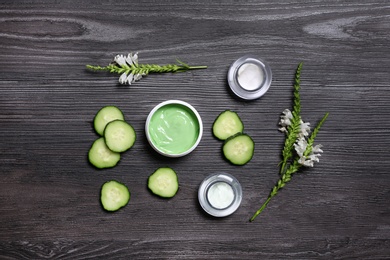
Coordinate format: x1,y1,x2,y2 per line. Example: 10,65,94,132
250,197,272,222
304,112,329,157
250,63,329,222
280,63,303,174
86,61,207,76
250,113,328,222
87,53,207,85
250,160,301,222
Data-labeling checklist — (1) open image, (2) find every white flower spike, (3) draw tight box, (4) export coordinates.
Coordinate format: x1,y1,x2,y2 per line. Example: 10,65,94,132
299,119,311,137
294,136,307,157
296,140,323,167
280,109,293,126
293,123,324,168
279,109,293,133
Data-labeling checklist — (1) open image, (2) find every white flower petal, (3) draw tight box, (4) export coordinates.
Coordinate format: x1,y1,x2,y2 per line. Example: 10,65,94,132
280,118,291,127
294,144,303,157
294,137,308,157
304,160,314,167
132,52,138,65
126,73,134,85
279,109,293,126
308,154,320,162
298,137,307,149
125,54,133,66
133,73,142,81
298,157,313,167
118,73,127,84
279,127,287,133
299,120,311,137
298,157,306,165
282,109,293,119
114,54,126,66
312,144,323,153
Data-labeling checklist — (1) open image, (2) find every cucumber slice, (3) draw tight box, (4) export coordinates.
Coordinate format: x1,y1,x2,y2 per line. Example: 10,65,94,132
104,120,136,153
94,106,124,136
213,110,244,140
88,137,120,169
101,180,130,211
223,133,254,165
148,167,179,198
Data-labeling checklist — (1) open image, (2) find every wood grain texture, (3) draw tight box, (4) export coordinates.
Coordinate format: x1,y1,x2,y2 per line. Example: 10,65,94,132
0,0,389,259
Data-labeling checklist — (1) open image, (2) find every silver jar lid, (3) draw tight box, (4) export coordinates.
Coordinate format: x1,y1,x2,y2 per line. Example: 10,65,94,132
198,173,242,217
227,55,272,100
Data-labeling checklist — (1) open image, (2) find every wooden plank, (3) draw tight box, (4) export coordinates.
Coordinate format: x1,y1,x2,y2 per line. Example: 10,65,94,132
0,1,389,258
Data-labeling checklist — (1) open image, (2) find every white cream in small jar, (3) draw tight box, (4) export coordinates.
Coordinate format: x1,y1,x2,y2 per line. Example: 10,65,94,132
227,55,272,100
237,63,264,91
198,173,242,217
207,181,235,209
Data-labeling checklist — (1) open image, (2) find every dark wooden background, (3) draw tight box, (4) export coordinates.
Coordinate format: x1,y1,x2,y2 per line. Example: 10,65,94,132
0,1,389,259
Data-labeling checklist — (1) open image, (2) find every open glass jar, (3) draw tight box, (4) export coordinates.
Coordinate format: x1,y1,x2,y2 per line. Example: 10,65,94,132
198,173,242,217
227,55,272,100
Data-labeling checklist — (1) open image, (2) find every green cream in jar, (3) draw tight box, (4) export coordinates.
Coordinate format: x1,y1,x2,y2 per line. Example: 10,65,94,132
148,103,200,155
